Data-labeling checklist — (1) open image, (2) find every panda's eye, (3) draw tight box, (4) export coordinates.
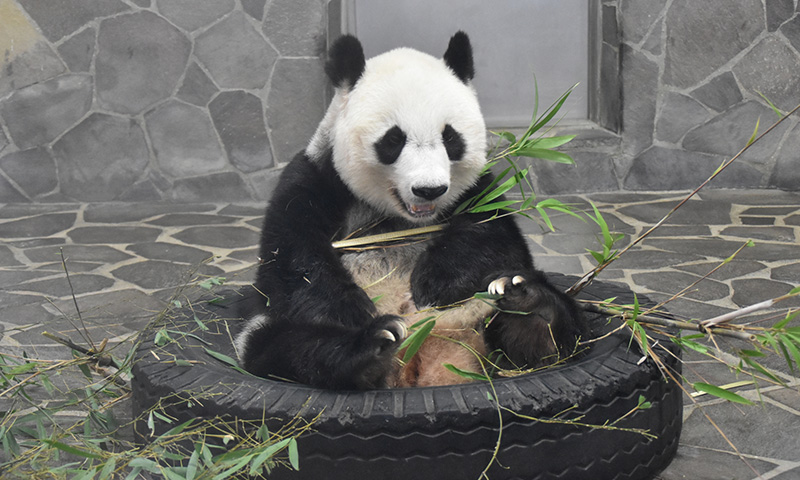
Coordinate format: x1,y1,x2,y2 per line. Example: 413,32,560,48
375,126,407,165
442,124,466,161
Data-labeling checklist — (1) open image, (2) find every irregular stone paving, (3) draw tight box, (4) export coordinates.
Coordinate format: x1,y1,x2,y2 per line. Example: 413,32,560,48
1,190,799,479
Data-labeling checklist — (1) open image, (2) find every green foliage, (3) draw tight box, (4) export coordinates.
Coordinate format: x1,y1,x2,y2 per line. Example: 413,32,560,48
443,363,490,382
0,271,311,479
692,382,754,405
453,79,581,228
400,317,437,362
585,201,624,266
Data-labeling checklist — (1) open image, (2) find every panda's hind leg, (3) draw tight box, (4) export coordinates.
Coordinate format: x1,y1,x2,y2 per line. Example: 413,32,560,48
240,313,407,390
484,271,587,369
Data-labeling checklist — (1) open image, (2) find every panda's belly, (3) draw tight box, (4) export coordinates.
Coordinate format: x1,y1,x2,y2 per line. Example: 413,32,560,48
341,244,423,317
341,243,494,331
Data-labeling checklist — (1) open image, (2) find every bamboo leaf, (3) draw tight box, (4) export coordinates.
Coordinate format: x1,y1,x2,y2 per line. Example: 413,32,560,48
288,438,300,470
443,363,490,381
522,134,576,150
514,147,574,164
757,90,785,117
780,335,800,371
194,315,209,332
454,165,514,215
469,200,519,213
249,438,292,476
741,356,784,385
407,316,436,330
400,319,436,362
746,117,760,147
40,440,103,459
772,314,793,331
98,459,117,480
161,467,187,480
186,447,200,480
692,382,754,405
473,169,528,208
587,249,606,264
520,196,535,211
671,337,708,355
494,131,517,144
473,292,502,301
536,206,556,232
529,83,577,134
204,348,251,375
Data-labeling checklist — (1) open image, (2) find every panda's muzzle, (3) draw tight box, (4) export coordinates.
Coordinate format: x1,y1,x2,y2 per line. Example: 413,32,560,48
412,185,448,201
400,185,448,218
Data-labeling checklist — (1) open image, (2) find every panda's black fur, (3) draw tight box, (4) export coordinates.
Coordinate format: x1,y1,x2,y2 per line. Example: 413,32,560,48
236,32,587,390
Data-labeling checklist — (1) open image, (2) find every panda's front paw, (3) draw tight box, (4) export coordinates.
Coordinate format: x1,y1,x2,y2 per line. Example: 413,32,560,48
488,275,526,296
484,271,587,369
488,273,550,316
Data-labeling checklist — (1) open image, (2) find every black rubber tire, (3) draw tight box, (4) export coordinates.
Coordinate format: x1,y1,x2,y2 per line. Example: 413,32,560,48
131,274,682,480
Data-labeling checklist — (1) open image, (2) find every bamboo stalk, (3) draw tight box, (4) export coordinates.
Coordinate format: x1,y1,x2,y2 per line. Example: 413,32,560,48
331,224,443,249
581,302,756,341
566,102,800,296
702,290,799,327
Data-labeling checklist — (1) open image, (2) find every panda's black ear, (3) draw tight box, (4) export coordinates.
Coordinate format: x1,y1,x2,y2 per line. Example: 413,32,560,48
443,31,474,84
325,35,366,89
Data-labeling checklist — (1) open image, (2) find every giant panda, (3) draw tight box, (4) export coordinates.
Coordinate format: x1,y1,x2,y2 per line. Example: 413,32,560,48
235,32,587,390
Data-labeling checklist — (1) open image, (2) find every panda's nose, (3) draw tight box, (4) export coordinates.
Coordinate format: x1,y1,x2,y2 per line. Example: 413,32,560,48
412,185,448,201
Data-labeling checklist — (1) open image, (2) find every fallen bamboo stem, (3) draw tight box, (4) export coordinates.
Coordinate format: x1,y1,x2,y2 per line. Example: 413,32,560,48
581,302,757,341
42,331,122,370
567,102,800,296
702,290,800,327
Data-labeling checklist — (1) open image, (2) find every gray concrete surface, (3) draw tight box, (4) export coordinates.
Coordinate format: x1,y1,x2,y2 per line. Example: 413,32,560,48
1,189,799,478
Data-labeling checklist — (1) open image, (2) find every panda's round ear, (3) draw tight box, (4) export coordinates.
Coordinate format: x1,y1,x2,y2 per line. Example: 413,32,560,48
443,31,475,84
325,35,366,90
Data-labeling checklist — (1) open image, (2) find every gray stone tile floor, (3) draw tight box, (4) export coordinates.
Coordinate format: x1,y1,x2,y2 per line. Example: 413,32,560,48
1,189,799,479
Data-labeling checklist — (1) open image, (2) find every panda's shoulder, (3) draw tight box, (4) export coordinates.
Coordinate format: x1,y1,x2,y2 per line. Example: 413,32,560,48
276,150,348,196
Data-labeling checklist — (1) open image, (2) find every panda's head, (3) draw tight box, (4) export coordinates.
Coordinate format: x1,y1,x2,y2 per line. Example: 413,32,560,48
307,32,487,224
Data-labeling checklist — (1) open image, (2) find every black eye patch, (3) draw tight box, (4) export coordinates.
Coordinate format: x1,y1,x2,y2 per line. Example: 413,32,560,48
442,124,466,161
374,126,407,165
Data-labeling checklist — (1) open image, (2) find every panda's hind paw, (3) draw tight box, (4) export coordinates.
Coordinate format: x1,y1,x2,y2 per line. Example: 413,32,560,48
369,315,407,355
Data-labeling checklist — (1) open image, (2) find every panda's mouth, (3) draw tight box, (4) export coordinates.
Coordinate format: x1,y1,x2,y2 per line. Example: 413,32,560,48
391,189,437,219
405,201,437,218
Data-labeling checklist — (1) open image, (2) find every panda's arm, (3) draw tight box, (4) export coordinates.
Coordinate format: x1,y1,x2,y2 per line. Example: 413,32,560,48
248,152,376,325
240,153,406,388
410,175,535,307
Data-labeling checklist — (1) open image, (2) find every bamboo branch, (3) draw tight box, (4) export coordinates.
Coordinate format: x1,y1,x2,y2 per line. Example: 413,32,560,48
331,225,443,250
42,331,122,370
580,302,756,341
702,290,800,327
566,102,800,296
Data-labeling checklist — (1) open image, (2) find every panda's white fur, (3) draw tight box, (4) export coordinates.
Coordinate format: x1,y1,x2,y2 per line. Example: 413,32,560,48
308,47,486,225
237,32,587,390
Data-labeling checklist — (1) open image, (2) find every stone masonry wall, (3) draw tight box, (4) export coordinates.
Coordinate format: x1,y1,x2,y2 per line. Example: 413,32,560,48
533,0,800,195
1,0,799,203
0,0,327,202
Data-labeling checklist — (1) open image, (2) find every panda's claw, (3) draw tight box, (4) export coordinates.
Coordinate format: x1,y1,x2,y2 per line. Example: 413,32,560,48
488,278,507,296
488,275,528,297
371,316,408,355
378,329,397,343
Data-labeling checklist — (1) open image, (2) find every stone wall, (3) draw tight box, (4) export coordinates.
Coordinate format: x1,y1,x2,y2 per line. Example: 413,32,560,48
1,0,799,203
0,0,327,202
535,0,800,195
